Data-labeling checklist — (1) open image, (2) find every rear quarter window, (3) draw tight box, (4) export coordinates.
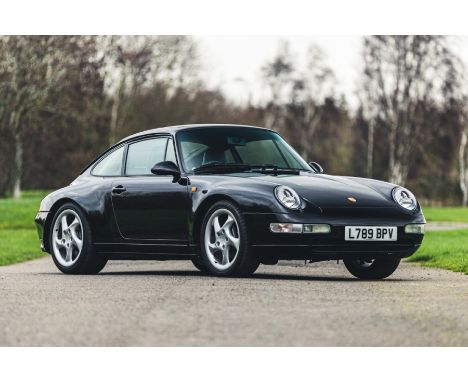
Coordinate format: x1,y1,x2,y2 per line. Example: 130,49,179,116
92,146,125,176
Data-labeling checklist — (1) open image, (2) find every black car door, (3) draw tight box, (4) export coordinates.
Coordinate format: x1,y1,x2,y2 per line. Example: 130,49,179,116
110,136,189,244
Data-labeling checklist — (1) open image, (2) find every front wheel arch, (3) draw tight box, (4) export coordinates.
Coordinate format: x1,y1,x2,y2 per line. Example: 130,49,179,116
192,194,241,247
199,200,259,276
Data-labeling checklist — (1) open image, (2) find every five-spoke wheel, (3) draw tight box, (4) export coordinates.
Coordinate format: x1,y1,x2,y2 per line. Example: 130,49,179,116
200,201,259,277
49,203,107,274
52,209,83,267
204,209,240,271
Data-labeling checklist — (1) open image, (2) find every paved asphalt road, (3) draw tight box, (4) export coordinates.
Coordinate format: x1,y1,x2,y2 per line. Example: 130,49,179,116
0,256,467,346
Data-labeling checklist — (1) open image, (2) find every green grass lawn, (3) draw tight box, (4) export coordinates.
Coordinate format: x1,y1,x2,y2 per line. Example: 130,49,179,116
422,206,468,223
0,191,467,272
0,229,44,266
0,190,50,229
0,190,48,266
406,229,468,275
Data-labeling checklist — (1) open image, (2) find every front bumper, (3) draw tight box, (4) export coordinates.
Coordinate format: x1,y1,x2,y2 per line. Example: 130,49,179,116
244,210,425,261
35,211,49,252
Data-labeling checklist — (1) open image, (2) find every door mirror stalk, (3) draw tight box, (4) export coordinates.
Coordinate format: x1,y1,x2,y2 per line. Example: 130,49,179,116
309,161,324,174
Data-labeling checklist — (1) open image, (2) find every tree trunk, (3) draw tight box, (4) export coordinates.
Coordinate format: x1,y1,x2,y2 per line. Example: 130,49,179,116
366,121,374,178
459,129,468,206
388,123,398,184
109,92,120,146
12,128,23,199
388,122,406,185
300,105,320,161
390,162,404,185
301,124,311,160
109,73,129,146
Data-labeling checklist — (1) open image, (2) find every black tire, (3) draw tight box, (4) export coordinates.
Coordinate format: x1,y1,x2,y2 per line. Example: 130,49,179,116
191,257,209,273
49,203,107,274
343,257,401,280
200,201,259,277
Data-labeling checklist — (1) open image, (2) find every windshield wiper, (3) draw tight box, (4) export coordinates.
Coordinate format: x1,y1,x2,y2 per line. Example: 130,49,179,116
193,162,301,175
248,164,301,175
193,162,252,174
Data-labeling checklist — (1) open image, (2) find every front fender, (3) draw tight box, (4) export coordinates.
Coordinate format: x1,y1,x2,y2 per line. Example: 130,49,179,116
190,175,287,214
187,175,291,245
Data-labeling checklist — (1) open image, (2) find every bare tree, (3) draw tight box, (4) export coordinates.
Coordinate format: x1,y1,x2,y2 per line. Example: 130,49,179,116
459,123,468,206
361,36,461,185
0,36,100,198
261,42,335,159
102,35,200,145
358,66,379,178
101,36,156,145
288,44,335,159
460,130,467,205
261,41,295,134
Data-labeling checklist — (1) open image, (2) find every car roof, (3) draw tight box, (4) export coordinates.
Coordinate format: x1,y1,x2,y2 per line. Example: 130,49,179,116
118,124,273,143
81,124,277,175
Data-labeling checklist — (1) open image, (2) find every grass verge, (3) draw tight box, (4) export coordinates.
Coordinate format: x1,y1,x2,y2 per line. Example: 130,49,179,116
0,191,48,265
406,229,468,275
422,207,468,223
0,229,44,266
0,190,50,229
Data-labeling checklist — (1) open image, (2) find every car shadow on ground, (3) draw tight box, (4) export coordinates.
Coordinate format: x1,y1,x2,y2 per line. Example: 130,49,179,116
63,269,412,282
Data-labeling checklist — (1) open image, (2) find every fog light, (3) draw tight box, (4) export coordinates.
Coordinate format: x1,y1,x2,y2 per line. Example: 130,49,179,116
270,223,303,233
303,224,331,234
405,224,425,234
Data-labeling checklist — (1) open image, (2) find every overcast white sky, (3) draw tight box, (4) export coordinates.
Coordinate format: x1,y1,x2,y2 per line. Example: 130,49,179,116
198,35,468,109
197,36,362,108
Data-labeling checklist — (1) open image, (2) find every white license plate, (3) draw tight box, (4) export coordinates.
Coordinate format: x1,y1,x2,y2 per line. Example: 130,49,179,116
345,226,397,241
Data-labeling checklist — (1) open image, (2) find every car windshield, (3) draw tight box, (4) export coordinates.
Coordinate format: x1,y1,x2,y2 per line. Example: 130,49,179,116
177,127,312,173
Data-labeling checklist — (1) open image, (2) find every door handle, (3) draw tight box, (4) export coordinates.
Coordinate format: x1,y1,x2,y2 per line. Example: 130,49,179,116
112,185,126,194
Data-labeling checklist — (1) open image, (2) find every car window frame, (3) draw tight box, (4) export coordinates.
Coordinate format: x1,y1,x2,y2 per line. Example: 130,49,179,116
163,137,179,167
123,135,179,178
90,144,127,178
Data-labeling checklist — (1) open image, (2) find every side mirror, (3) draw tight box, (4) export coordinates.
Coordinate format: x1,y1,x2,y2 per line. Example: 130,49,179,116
151,161,181,182
309,161,324,174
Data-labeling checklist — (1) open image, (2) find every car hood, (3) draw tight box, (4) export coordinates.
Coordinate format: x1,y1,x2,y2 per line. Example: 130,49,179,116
238,173,396,209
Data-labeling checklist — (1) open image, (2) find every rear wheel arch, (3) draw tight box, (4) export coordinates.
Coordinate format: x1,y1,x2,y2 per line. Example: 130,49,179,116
44,198,87,252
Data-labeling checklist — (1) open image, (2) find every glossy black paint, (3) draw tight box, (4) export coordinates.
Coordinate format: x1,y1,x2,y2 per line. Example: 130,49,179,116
35,124,425,262
111,176,189,240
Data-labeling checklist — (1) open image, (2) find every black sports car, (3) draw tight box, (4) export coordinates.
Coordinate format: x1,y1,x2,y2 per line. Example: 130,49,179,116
35,124,425,279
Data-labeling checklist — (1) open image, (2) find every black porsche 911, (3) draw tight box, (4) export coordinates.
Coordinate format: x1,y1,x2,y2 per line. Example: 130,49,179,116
35,124,425,279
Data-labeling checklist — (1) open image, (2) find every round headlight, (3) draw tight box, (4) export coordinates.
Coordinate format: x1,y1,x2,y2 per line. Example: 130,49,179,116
392,187,418,211
275,186,302,210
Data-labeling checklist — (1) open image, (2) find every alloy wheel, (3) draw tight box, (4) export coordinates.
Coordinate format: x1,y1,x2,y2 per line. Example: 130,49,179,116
52,209,84,267
204,208,241,271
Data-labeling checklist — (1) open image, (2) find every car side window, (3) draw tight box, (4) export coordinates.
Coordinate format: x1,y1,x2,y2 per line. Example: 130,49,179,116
126,138,168,176
165,139,177,164
92,146,125,176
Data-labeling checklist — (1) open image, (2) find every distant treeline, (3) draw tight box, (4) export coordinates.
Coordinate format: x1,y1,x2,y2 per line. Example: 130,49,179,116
0,35,467,205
